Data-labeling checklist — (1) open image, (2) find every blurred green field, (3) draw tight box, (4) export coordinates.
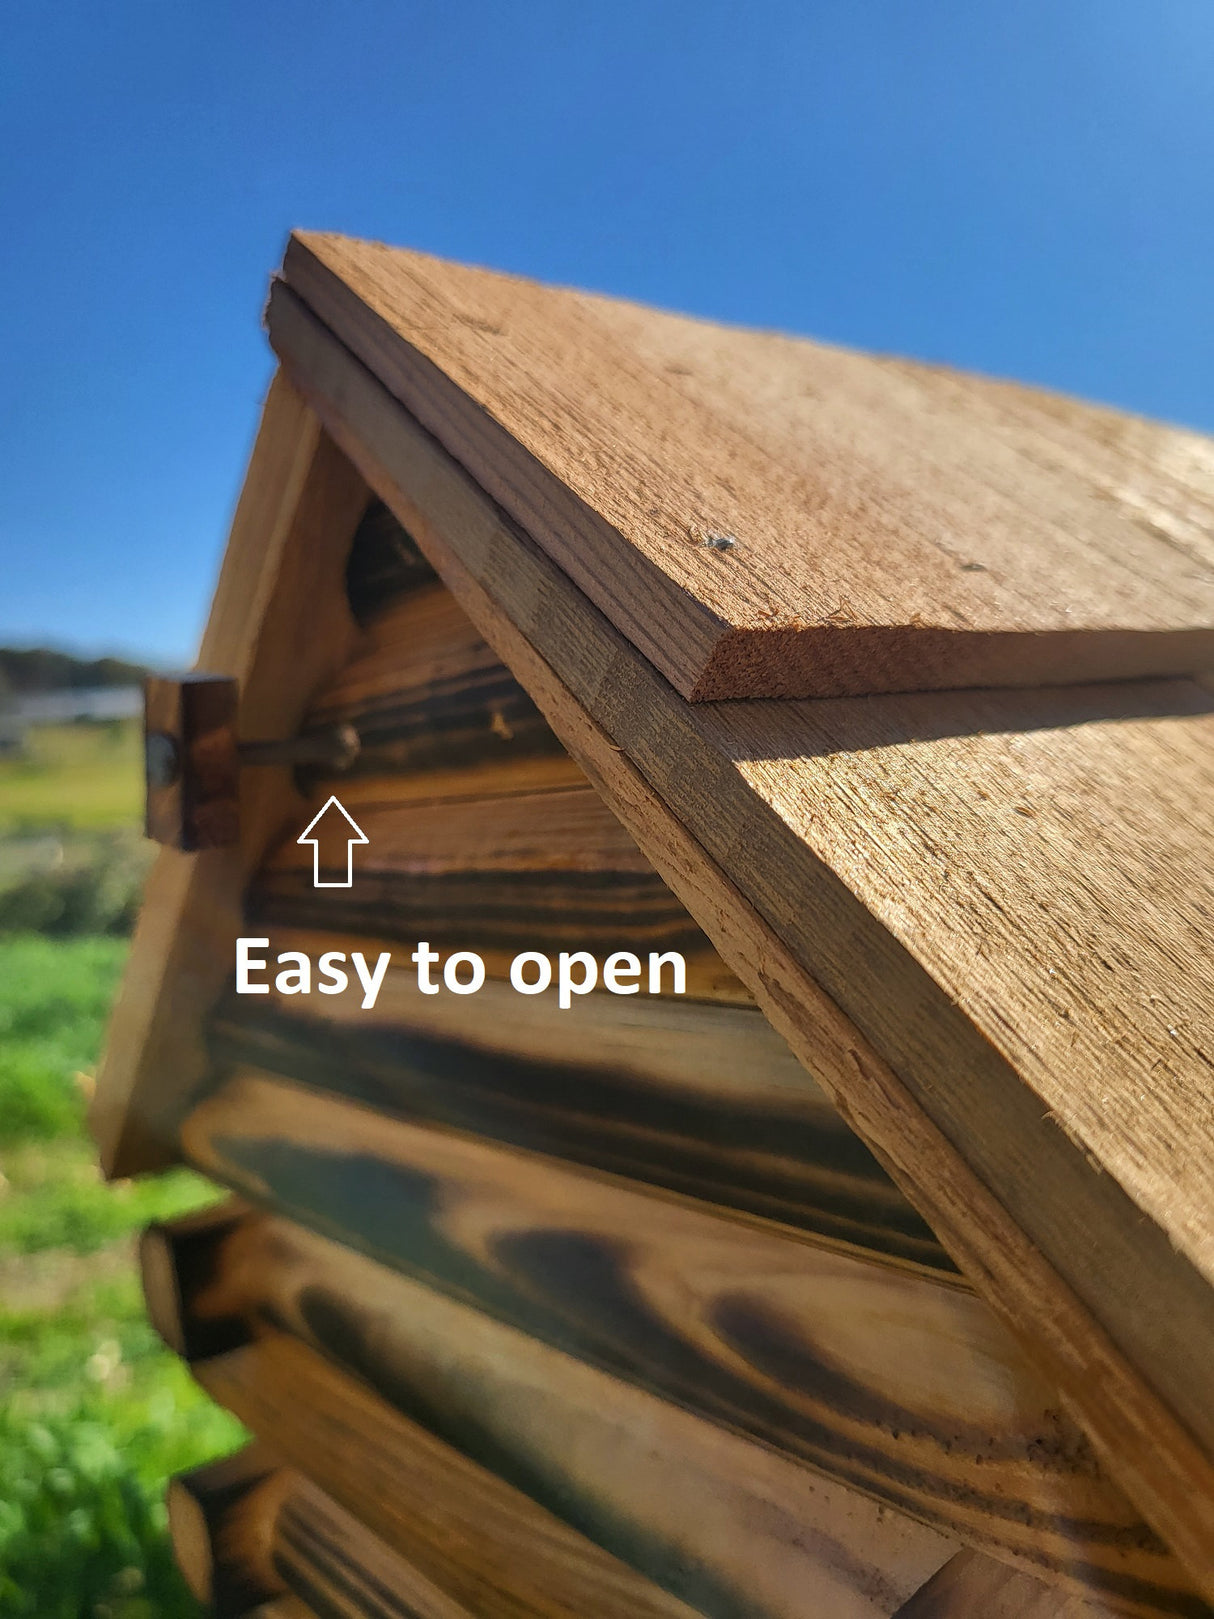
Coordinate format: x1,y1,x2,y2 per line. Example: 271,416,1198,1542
0,723,247,1614
0,721,143,835
0,935,244,1617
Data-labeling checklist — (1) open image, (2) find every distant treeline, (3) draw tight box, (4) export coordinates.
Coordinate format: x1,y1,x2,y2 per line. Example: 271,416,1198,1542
0,648,147,695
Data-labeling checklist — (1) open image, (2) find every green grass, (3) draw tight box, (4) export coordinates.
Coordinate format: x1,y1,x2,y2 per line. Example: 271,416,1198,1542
0,933,246,1616
0,1268,244,1619
0,936,130,1142
0,722,143,834
0,1137,221,1262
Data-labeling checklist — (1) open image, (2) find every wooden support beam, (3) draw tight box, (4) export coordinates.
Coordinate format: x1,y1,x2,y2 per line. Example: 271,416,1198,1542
90,375,369,1176
173,1444,575,1619
265,283,1214,1591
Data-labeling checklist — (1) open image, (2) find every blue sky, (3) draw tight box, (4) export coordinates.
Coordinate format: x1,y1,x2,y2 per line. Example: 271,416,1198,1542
2,1,1211,665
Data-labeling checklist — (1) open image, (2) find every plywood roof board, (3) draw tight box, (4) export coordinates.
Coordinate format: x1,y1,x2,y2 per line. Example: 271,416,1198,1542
282,231,1214,701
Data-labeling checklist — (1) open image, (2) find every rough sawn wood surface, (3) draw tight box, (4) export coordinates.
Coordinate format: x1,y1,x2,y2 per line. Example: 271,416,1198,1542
282,231,1214,700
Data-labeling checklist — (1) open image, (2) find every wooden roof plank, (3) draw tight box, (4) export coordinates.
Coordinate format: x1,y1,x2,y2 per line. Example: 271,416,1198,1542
282,231,1214,701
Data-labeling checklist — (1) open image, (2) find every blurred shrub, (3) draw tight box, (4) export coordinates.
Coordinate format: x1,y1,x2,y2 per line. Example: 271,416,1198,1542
0,1287,240,1617
0,916,244,1617
0,836,151,938
0,1410,197,1619
0,935,127,1142
0,934,239,1614
0,1044,81,1143
0,1275,240,1618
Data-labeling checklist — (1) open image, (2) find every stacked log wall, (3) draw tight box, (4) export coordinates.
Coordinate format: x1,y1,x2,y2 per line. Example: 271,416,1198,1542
153,500,1212,1619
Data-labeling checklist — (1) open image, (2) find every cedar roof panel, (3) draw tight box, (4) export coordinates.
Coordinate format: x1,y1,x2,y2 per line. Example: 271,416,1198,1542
283,230,1214,700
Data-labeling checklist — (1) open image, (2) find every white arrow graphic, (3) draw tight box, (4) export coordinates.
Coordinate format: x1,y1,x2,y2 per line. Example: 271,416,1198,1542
297,795,368,888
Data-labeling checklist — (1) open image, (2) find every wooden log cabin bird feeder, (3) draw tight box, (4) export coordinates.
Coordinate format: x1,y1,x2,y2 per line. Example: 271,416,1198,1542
92,232,1214,1619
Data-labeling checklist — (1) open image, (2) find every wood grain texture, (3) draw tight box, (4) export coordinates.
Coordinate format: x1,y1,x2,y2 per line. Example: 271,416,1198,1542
281,232,1214,701
272,1474,483,1619
143,674,240,850
205,960,952,1274
167,1225,959,1617
251,555,752,1013
264,286,1214,1588
176,1077,1207,1615
142,1197,256,1361
191,1334,719,1619
183,1448,640,1619
249,784,747,1003
90,375,369,1177
303,579,579,802
259,572,741,996
893,1548,1114,1617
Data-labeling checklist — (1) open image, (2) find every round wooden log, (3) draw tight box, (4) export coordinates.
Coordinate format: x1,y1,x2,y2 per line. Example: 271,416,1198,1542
173,1083,1211,1616
167,1444,285,1616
